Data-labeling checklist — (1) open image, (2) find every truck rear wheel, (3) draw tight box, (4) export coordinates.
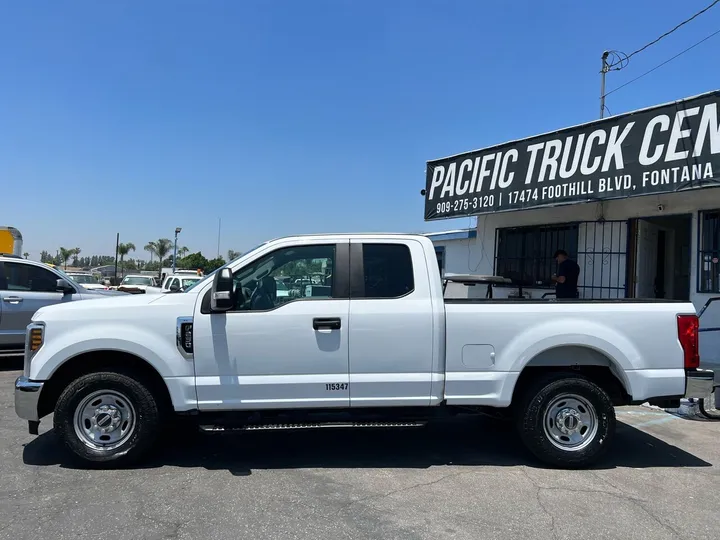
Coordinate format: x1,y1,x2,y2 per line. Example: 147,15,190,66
515,374,615,468
54,371,161,467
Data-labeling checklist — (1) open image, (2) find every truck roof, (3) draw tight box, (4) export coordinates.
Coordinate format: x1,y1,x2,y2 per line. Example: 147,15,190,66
267,232,429,242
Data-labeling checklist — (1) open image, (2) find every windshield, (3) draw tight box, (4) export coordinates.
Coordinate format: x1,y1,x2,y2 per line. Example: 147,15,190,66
183,269,216,292
181,278,200,288
53,266,77,283
69,274,97,284
121,276,153,286
183,241,269,293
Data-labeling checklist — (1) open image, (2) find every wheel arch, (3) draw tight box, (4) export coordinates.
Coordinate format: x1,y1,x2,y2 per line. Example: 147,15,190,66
510,345,632,407
38,350,173,419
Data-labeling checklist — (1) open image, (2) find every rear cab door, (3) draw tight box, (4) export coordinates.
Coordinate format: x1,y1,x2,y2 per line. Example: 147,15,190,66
348,237,440,407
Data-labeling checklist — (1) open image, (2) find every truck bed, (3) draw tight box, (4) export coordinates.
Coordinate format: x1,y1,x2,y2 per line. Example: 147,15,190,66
442,298,695,406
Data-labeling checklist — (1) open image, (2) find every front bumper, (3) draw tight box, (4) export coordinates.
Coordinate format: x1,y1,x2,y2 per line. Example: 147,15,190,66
685,369,717,399
15,376,43,422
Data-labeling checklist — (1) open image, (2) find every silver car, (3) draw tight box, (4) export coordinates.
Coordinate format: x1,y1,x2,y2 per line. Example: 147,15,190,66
0,255,125,357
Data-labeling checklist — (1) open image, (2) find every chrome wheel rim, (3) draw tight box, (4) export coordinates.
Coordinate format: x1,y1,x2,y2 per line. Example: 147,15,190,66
543,393,598,452
73,390,136,450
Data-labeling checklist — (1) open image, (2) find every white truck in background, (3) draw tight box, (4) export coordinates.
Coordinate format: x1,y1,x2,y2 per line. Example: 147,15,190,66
14,234,716,468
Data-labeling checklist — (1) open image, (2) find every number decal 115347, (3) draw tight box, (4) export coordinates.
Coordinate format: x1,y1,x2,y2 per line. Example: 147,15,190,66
325,383,348,391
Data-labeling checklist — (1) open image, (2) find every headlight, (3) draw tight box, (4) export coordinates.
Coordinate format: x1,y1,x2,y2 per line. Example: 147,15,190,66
24,322,45,377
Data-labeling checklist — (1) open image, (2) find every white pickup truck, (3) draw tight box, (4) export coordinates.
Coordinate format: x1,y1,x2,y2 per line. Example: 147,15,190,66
14,234,716,468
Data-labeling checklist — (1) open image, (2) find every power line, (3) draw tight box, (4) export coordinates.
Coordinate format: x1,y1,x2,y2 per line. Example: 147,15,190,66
618,0,720,64
603,28,720,98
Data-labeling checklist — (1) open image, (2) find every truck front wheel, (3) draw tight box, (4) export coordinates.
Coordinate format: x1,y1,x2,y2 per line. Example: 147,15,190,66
54,371,161,466
516,374,616,468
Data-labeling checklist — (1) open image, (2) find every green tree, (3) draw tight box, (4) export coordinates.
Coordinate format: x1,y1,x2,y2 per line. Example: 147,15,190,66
178,251,209,271
178,246,189,258
59,247,73,269
123,258,138,271
23,252,29,259
117,242,136,277
206,257,226,273
148,238,172,278
144,242,156,263
72,247,82,267
227,249,242,261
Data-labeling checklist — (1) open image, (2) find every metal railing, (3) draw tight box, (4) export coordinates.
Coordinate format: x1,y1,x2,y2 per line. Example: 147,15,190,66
695,297,720,419
697,296,720,332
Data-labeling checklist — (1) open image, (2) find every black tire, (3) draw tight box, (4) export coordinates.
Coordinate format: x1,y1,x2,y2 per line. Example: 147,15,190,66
54,371,161,467
515,373,615,468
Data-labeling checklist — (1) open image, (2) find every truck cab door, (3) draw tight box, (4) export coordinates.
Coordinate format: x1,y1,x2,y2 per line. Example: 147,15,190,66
191,241,351,410
348,239,436,407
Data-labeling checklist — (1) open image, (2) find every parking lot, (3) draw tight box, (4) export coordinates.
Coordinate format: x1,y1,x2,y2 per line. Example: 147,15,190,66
0,364,719,540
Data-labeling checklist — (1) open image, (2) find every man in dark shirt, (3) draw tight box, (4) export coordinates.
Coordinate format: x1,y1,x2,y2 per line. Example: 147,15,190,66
552,249,580,299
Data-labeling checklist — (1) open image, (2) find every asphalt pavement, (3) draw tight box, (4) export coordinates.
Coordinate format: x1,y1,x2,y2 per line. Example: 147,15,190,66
1,362,719,540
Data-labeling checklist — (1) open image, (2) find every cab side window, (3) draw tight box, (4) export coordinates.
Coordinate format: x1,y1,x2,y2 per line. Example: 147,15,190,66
361,244,414,298
232,245,336,311
3,262,59,293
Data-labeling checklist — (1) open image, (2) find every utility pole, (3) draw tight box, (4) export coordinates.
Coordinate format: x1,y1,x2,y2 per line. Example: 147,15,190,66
173,227,182,274
217,218,221,259
600,51,610,119
114,233,119,284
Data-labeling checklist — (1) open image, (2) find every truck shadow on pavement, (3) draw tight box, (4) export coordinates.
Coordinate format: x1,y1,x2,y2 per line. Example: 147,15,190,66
22,416,712,474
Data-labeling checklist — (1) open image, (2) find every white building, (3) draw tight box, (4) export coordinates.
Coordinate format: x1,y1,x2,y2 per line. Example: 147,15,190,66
424,90,720,367
427,191,720,366
423,228,479,276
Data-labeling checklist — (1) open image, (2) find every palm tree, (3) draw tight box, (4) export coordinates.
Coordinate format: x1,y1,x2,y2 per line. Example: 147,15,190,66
117,242,136,277
59,247,73,269
150,238,173,278
23,252,29,259
144,242,156,263
227,250,242,261
178,246,189,258
72,247,81,266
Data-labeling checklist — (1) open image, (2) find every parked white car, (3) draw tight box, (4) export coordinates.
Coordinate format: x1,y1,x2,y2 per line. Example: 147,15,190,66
161,274,202,293
14,233,716,468
66,272,108,291
116,274,156,294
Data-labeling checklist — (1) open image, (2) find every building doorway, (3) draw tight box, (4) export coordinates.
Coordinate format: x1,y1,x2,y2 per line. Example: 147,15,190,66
630,215,692,301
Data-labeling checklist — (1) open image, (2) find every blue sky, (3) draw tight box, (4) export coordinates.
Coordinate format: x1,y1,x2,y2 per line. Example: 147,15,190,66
1,1,718,260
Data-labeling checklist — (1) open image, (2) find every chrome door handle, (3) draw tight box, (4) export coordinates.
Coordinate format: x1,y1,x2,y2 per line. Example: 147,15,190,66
2,296,23,304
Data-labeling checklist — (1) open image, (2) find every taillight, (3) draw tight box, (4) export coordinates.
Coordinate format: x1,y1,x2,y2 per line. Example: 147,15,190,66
677,314,700,369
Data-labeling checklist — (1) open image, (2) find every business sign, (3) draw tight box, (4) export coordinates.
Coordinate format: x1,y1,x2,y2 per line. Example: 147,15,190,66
424,90,720,220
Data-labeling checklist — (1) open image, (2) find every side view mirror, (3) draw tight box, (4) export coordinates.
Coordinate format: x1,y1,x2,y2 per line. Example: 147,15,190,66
211,268,235,311
56,279,75,295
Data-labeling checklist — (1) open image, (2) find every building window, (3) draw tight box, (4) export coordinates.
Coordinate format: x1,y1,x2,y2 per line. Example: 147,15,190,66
435,246,445,274
495,224,579,287
698,210,720,293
